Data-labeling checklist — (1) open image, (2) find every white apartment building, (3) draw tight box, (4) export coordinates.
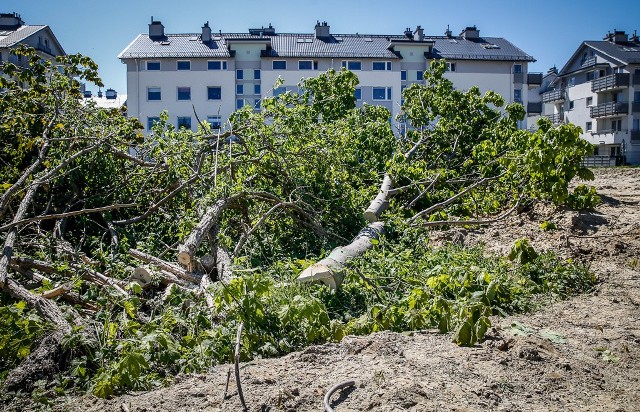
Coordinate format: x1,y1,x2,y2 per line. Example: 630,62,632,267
119,19,539,134
0,12,65,74
541,29,640,165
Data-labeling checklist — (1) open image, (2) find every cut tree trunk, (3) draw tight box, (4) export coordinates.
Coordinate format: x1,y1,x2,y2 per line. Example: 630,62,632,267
297,222,384,289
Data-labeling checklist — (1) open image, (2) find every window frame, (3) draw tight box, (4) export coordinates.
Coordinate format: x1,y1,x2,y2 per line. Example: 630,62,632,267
514,89,522,103
254,84,261,95
354,87,362,101
177,116,192,130
207,86,222,100
372,87,392,101
177,60,191,71
146,61,161,71
147,86,161,101
207,61,227,70
446,62,456,72
254,69,261,79
147,117,160,131
236,99,244,110
298,60,315,70
341,60,362,71
177,86,191,101
272,60,287,70
207,115,222,129
236,84,244,95
401,70,407,81
236,69,244,80
372,61,392,71
416,71,424,81
586,121,592,131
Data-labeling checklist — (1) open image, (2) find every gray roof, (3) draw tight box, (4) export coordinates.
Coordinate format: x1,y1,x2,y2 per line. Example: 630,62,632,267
0,24,46,47
431,36,535,62
584,40,640,64
119,31,535,62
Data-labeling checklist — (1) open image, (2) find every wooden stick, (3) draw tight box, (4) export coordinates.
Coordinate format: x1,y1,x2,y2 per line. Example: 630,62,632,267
130,249,202,284
41,283,72,299
234,321,248,411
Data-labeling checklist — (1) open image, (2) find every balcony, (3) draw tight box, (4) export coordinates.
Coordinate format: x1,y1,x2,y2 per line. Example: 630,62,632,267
513,72,524,84
542,89,564,103
527,73,543,85
580,56,596,67
632,102,640,113
543,113,564,124
591,73,630,92
589,129,627,145
527,101,542,114
632,130,640,142
590,102,628,118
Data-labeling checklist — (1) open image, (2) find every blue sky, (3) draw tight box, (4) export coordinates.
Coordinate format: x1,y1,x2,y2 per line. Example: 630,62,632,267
4,0,640,94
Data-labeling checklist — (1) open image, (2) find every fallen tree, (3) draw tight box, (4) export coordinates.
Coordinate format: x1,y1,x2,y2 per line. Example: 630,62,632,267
0,50,598,402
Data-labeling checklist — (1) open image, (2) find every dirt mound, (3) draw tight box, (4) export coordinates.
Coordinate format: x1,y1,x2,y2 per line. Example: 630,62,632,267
35,168,640,411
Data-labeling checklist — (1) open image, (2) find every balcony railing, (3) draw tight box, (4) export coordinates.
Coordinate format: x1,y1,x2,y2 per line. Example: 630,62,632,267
542,89,564,103
580,56,596,67
591,73,630,92
590,102,628,118
527,101,542,114
543,113,564,124
527,73,542,85
513,72,524,83
632,102,640,113
632,130,640,142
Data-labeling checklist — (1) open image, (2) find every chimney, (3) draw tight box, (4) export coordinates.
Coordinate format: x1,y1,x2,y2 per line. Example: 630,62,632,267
413,25,424,41
460,25,479,40
149,16,165,40
631,30,639,43
202,21,212,43
547,66,558,75
0,12,24,30
315,21,330,39
404,27,413,39
444,25,452,38
604,29,629,43
97,89,103,98
105,88,117,100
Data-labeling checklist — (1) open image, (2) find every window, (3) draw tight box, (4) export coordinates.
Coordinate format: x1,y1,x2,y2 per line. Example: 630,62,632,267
254,84,261,95
208,61,227,70
146,61,160,70
236,84,244,95
177,61,190,70
569,100,574,110
513,64,522,74
236,99,244,110
147,117,160,130
612,119,622,131
341,61,362,71
207,87,222,100
177,87,191,101
446,62,456,72
514,89,522,102
586,97,593,106
236,69,243,80
373,61,392,71
354,88,361,101
274,86,286,97
177,116,191,130
372,87,391,100
586,71,595,81
586,121,592,131
401,70,407,81
273,60,286,70
568,77,576,87
207,116,221,129
147,87,161,101
634,118,640,130
254,99,261,110
634,91,640,103
254,69,261,79
298,60,318,70
416,71,423,81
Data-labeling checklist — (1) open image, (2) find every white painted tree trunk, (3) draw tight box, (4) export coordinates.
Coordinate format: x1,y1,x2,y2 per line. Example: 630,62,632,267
297,222,384,289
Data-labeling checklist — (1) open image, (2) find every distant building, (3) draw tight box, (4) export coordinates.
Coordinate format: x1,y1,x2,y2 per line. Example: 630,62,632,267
119,19,539,134
542,29,640,165
82,86,127,110
0,12,65,74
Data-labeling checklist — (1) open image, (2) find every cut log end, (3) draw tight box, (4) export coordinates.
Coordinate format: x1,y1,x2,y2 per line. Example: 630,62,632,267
177,251,192,267
297,264,340,290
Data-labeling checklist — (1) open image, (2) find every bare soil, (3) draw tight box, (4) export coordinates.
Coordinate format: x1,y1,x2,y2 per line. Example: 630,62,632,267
35,168,640,411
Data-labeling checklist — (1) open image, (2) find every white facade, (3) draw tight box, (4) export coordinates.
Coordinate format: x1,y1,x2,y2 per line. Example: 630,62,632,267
542,30,640,165
120,22,538,134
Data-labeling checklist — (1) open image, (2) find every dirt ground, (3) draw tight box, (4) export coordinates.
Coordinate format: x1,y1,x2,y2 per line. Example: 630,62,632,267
40,168,640,411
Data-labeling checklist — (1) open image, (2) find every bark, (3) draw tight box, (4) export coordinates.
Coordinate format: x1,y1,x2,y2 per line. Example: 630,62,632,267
363,174,393,223
2,277,95,392
215,246,233,283
297,222,384,289
177,195,242,269
130,249,202,284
